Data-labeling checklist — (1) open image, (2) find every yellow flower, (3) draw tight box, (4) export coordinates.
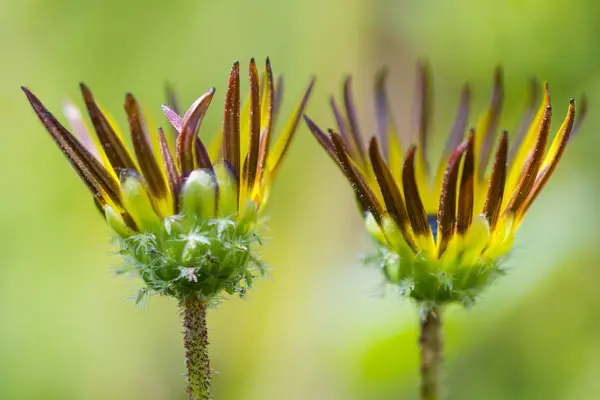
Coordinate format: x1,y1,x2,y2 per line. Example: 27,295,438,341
305,64,586,304
23,58,315,301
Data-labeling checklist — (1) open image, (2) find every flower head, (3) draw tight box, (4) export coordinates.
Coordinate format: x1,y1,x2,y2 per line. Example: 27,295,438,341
23,58,315,302
305,64,586,305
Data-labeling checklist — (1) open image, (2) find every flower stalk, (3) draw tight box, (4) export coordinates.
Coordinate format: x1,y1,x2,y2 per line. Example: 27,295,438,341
419,306,443,400
182,296,211,400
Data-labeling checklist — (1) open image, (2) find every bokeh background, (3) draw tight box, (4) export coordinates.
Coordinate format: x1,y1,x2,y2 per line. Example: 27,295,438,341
1,0,599,398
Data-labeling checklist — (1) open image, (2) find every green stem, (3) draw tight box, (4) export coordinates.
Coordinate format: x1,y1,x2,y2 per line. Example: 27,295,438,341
181,296,211,400
419,306,444,400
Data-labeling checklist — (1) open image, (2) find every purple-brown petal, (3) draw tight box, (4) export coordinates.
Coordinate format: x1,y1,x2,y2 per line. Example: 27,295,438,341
482,132,508,230
124,93,168,199
257,58,275,180
80,83,138,175
176,88,215,176
158,127,181,212
402,145,431,237
331,131,382,220
223,61,241,182
437,141,467,256
457,130,475,235
245,58,261,189
505,106,551,215
369,137,417,251
521,100,576,215
23,87,122,206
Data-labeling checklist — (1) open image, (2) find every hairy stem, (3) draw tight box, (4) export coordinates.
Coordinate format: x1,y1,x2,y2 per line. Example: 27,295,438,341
181,296,211,400
419,306,444,400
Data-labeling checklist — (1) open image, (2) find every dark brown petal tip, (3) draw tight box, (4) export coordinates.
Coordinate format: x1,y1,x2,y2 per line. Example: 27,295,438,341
505,105,551,215
176,88,215,176
22,87,122,206
437,140,467,256
457,130,475,235
570,94,587,139
483,131,508,230
368,137,417,251
158,127,181,212
124,93,167,199
521,99,576,215
331,131,382,220
223,61,241,181
80,83,138,175
402,145,431,238
245,59,261,189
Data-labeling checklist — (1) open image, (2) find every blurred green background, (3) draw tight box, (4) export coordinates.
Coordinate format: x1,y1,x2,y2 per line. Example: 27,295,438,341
2,0,599,398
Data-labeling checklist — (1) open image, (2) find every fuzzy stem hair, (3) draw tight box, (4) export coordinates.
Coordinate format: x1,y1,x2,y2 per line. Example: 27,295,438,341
181,296,211,399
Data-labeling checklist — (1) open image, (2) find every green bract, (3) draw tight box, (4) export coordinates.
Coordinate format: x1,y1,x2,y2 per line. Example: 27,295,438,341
114,169,265,303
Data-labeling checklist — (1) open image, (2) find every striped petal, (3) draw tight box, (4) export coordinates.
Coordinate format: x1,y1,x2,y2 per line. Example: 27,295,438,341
368,137,416,251
124,93,168,200
176,88,215,176
505,105,551,215
482,132,508,231
331,131,382,220
244,58,261,191
402,146,432,243
23,87,122,208
520,100,576,217
81,83,138,176
437,141,467,257
457,130,475,235
222,61,241,182
506,83,551,193
257,58,275,182
158,127,181,213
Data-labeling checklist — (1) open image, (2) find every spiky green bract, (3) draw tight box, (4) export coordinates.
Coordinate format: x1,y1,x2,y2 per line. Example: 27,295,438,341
112,168,266,303
365,241,506,306
116,211,265,303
